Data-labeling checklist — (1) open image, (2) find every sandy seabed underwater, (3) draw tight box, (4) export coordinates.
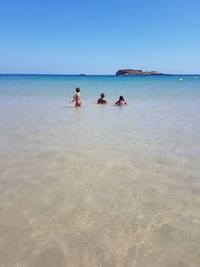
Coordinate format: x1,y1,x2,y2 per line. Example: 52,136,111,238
0,75,200,267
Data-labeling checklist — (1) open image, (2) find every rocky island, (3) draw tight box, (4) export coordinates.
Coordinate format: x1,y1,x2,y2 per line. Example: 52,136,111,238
116,69,163,76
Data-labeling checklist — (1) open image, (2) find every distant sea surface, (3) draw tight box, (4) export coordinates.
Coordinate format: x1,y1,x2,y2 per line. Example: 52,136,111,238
0,74,200,267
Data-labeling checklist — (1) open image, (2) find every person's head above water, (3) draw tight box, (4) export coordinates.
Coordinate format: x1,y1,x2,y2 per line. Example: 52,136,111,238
97,93,107,104
115,95,127,105
76,87,80,93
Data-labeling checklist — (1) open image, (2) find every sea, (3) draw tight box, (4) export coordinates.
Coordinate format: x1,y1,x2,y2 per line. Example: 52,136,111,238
0,74,200,267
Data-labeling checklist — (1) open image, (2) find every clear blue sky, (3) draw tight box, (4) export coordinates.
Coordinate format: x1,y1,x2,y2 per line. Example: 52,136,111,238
1,0,200,74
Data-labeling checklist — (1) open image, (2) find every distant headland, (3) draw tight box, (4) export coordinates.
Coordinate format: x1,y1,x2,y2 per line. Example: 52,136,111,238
116,69,164,76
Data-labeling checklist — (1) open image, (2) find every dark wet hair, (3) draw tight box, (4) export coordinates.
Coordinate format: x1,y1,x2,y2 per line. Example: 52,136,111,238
101,93,105,98
76,87,80,92
119,96,124,101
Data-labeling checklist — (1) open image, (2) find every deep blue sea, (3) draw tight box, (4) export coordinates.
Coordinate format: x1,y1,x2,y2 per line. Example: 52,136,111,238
0,74,200,266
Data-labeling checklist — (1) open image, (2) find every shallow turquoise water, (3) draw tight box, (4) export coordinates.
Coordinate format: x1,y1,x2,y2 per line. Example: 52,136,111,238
0,75,200,266
0,74,200,98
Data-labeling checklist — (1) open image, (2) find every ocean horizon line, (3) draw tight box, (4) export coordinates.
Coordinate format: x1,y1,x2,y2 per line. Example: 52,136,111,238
0,73,199,76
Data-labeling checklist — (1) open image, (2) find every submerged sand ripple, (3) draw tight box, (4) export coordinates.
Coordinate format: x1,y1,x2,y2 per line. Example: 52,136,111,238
1,98,200,266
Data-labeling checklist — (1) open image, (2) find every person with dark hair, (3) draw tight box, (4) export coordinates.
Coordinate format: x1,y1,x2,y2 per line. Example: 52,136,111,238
115,96,127,106
73,87,82,107
97,93,107,104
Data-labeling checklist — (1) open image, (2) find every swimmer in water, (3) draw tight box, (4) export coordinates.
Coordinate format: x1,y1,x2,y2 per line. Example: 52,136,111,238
97,93,107,104
115,96,127,106
73,87,82,107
